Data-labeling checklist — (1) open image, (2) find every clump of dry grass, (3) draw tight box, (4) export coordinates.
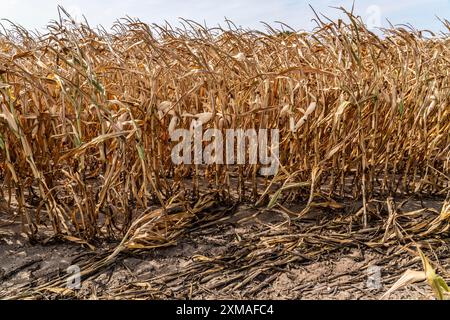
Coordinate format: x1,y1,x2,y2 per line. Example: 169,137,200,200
0,7,449,241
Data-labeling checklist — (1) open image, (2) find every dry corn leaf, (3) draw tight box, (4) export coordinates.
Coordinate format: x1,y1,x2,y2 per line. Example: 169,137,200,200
381,269,426,299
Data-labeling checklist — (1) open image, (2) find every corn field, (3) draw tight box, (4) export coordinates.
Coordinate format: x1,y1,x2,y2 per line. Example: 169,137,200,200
0,7,449,245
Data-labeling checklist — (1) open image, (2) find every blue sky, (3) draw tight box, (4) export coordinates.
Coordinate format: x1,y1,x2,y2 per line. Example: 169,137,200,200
1,0,449,32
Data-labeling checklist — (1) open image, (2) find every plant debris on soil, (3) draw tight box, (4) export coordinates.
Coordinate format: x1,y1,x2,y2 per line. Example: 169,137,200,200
1,196,449,300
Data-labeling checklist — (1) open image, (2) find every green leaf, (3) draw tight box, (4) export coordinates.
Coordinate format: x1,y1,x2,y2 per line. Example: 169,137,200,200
91,78,105,95
398,101,404,116
267,189,282,209
137,145,145,160
433,276,450,300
